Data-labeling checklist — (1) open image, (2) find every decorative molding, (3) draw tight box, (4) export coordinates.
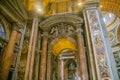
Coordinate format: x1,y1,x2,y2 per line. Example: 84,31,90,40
39,13,83,32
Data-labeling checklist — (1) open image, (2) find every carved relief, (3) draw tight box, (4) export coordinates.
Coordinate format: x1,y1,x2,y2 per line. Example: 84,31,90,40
50,23,75,38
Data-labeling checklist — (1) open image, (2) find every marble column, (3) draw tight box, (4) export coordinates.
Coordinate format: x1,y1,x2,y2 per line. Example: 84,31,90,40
61,60,64,80
39,31,48,80
83,1,119,80
76,28,87,80
24,17,38,80
46,52,52,80
0,23,19,80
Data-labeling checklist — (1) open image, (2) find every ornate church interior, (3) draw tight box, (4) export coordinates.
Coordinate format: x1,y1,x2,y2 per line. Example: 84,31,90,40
0,0,120,80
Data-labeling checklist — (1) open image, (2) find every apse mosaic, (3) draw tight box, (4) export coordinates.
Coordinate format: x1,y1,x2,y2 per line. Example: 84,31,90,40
87,10,111,79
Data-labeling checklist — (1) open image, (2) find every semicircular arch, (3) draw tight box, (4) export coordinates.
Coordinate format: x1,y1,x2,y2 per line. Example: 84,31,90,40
39,13,83,31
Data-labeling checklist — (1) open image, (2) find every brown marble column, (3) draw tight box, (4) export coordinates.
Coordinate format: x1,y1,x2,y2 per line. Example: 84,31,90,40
46,52,52,80
77,28,87,80
0,23,19,80
40,32,48,80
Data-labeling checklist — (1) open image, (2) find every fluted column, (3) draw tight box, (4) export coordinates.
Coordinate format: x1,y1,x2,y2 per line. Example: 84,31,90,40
46,52,52,80
76,27,87,80
0,23,19,80
24,17,38,80
40,31,48,80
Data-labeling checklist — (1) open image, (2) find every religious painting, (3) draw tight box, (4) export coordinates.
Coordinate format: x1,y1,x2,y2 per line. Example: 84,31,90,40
68,61,77,80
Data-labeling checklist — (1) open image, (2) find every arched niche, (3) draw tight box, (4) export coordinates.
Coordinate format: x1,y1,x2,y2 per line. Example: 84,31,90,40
39,13,84,80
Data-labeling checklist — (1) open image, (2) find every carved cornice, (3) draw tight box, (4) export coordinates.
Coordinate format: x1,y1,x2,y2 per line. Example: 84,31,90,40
39,13,83,32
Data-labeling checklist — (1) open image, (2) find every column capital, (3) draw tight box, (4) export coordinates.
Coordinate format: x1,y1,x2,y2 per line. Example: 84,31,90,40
12,23,21,32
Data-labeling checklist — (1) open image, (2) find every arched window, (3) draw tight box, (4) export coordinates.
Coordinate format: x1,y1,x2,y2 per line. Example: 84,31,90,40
0,23,5,39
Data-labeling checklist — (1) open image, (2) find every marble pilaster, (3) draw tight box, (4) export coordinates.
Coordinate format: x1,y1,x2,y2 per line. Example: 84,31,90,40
39,31,48,80
83,1,119,80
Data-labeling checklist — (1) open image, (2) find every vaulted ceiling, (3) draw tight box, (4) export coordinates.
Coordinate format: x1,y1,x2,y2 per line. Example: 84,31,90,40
22,0,120,17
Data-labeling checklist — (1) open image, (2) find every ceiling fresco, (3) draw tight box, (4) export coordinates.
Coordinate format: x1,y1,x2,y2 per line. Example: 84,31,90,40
22,0,120,17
